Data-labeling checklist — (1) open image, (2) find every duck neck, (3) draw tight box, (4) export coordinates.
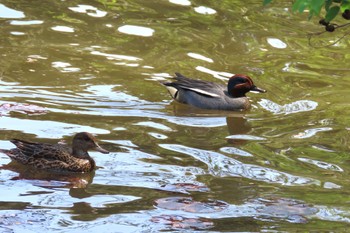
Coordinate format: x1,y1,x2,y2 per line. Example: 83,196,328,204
72,148,96,171
72,148,90,159
229,88,247,98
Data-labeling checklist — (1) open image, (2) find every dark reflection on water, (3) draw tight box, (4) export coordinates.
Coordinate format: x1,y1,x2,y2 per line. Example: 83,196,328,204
1,161,94,188
1,0,350,232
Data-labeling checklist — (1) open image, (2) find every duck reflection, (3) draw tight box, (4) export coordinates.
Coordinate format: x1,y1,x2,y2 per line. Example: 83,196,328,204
0,162,95,188
166,102,252,132
166,102,252,142
226,116,251,135
166,101,248,117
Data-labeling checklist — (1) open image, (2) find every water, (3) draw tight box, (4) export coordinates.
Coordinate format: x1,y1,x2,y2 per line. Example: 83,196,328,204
0,0,350,232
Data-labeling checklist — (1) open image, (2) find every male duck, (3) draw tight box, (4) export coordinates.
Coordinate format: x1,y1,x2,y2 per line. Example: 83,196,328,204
0,132,109,173
162,73,266,110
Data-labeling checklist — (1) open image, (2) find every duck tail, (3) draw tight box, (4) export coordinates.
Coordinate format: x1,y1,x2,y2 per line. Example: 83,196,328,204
0,149,10,154
174,72,183,77
0,148,16,160
175,72,190,79
159,73,182,85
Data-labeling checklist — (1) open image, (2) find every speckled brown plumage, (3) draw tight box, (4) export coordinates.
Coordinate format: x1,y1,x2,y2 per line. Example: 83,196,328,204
0,132,109,173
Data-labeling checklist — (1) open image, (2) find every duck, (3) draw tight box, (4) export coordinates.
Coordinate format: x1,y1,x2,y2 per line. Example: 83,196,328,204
162,73,266,110
0,132,109,173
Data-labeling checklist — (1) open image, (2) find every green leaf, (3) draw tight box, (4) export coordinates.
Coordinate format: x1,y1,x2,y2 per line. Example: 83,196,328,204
298,2,309,13
341,0,350,11
308,11,314,20
292,0,304,12
325,0,332,11
325,5,340,22
311,0,324,15
263,0,273,6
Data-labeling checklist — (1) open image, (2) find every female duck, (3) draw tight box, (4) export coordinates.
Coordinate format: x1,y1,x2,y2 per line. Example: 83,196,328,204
0,132,109,173
162,73,266,110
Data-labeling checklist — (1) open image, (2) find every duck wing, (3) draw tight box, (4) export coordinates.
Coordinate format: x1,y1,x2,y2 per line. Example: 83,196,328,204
10,139,71,162
163,73,223,98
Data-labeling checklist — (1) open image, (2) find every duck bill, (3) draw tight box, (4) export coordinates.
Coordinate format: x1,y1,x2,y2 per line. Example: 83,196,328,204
251,85,267,93
94,143,110,154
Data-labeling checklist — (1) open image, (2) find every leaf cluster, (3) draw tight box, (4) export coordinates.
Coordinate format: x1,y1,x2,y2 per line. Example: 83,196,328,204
263,0,350,23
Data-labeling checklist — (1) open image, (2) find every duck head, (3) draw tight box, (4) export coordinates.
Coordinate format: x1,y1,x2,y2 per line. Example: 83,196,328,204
72,132,109,157
228,75,266,97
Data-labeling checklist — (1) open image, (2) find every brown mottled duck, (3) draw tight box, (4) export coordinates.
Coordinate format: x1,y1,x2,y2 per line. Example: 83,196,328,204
0,132,109,173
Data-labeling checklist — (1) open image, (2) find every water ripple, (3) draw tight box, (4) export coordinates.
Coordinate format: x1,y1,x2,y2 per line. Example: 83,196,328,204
94,146,206,191
292,127,333,139
69,5,107,17
3,196,350,232
220,147,253,157
187,52,213,63
297,157,343,172
133,121,174,131
226,134,266,140
0,116,109,138
259,99,318,115
159,144,319,186
90,51,142,62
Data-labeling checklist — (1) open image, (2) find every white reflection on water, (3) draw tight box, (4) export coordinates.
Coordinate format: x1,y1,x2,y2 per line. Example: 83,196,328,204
133,121,174,131
267,38,287,49
220,147,253,157
3,196,350,232
69,4,107,17
194,6,217,15
103,140,138,148
51,61,81,73
51,25,75,33
160,144,320,186
118,25,155,37
10,31,25,36
91,51,142,61
94,146,205,190
10,20,43,25
0,178,139,208
196,66,234,81
292,127,333,139
0,83,229,128
169,0,191,6
0,4,25,18
84,85,138,102
0,116,109,138
297,157,343,172
258,99,318,115
28,54,47,60
75,107,228,127
226,134,266,140
145,72,172,81
187,52,213,63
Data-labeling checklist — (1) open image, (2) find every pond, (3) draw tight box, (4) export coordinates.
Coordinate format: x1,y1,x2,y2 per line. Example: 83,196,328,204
0,0,350,232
